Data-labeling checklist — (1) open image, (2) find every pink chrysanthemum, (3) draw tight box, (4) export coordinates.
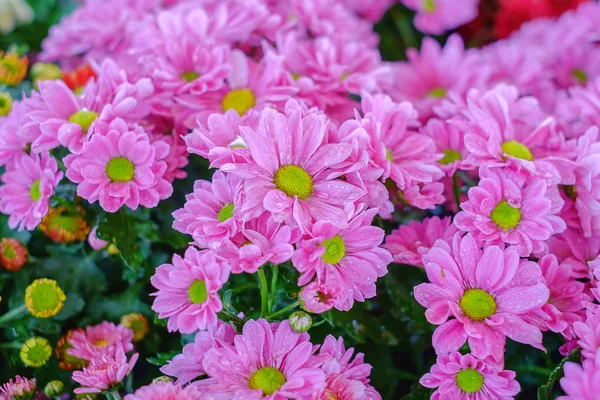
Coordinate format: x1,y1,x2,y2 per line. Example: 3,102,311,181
124,381,202,400
383,216,458,267
414,233,549,362
73,346,138,394
221,107,364,231
151,247,230,333
420,352,520,400
172,171,243,248
454,167,565,257
558,349,600,400
193,319,325,399
0,151,63,231
68,321,134,361
0,376,37,399
340,0,396,22
161,321,236,385
573,306,600,360
400,0,479,35
0,101,28,167
64,118,172,212
292,209,391,311
299,282,343,314
548,228,600,279
150,130,188,183
421,118,472,175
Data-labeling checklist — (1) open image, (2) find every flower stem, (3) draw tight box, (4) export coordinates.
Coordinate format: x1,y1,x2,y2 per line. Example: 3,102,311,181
266,301,300,321
0,304,27,326
0,341,22,349
257,268,269,318
268,264,279,314
105,391,122,400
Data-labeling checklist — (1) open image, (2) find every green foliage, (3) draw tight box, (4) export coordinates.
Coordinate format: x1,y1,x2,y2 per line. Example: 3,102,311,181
538,348,581,400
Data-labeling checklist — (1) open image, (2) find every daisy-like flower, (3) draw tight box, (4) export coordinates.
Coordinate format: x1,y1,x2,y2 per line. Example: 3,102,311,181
422,118,472,175
55,329,89,371
65,118,172,212
414,233,549,362
39,207,90,243
0,100,28,167
125,381,202,400
25,278,66,318
292,208,391,311
420,352,520,400
68,321,134,361
73,346,138,394
120,313,149,343
221,107,364,231
172,171,243,248
454,167,565,257
383,216,458,266
0,238,28,272
0,51,28,86
151,247,230,333
19,337,52,368
0,151,62,231
299,282,343,314
400,0,479,35
574,305,600,360
150,130,188,183
558,349,600,400
0,376,37,400
548,228,600,279
195,319,325,398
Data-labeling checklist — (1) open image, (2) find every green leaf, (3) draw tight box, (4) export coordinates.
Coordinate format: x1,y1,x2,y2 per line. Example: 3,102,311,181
399,384,432,399
538,348,581,400
147,351,180,367
98,210,146,273
54,293,85,321
33,251,106,295
85,283,151,320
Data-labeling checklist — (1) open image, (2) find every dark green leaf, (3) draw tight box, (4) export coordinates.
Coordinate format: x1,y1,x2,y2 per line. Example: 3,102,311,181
538,348,581,400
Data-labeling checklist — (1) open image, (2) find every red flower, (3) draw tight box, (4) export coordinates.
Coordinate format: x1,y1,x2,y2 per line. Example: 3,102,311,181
62,64,97,93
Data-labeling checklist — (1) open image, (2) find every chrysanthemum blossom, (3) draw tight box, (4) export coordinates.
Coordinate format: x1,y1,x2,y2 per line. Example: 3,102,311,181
124,381,202,400
0,376,37,400
0,151,62,231
221,107,364,231
64,118,172,212
420,352,520,400
194,319,325,399
414,233,549,362
558,349,600,400
151,247,230,333
383,216,458,266
422,118,472,175
400,0,479,35
292,208,391,311
455,167,565,257
573,306,600,360
68,321,134,361
73,346,138,394
299,282,343,314
547,228,600,279
0,101,28,167
172,171,243,248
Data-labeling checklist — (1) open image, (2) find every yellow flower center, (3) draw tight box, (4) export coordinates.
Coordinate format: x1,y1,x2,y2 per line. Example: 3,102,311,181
30,180,42,201
106,157,135,182
322,235,346,265
273,165,313,199
222,88,256,116
248,367,286,395
501,140,533,161
0,92,13,116
188,279,208,304
69,110,98,134
93,339,110,347
459,289,496,321
490,200,521,230
386,148,393,162
180,71,199,82
456,369,484,393
428,87,446,98
439,150,462,165
217,204,234,222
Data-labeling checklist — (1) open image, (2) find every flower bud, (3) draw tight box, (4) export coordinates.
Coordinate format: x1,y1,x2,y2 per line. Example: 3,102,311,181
43,380,65,397
289,311,312,333
0,238,28,272
20,337,52,367
120,313,149,342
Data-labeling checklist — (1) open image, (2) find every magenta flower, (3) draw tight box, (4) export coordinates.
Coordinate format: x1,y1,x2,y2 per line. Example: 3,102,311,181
558,349,600,400
64,118,172,212
88,226,109,250
0,376,37,399
574,306,600,360
400,0,479,35
150,130,188,183
414,233,549,362
548,228,600,279
73,346,138,394
422,118,472,175
151,247,230,333
194,319,325,399
172,171,243,248
0,101,28,167
299,282,342,314
292,208,391,311
383,216,458,267
68,321,134,361
0,151,63,231
124,381,202,400
454,167,565,257
420,352,520,400
221,107,364,231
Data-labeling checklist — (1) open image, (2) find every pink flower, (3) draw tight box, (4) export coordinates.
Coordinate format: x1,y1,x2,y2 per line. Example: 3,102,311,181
0,376,37,399
88,226,109,250
0,101,27,167
548,228,600,279
172,171,243,248
124,381,202,400
150,130,188,183
414,233,549,362
340,0,396,22
422,118,472,175
558,349,600,400
567,77,600,135
574,306,600,360
292,209,391,311
151,247,230,333
161,321,236,385
0,151,63,231
299,282,342,314
383,216,458,266
391,35,485,120
73,346,138,394
64,118,172,212
420,352,520,400
221,107,364,231
194,319,325,399
400,0,479,35
454,167,565,257
68,321,134,361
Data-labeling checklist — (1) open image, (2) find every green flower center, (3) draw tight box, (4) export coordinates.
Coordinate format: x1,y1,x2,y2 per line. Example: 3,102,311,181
456,369,484,393
562,184,578,200
2,242,17,260
291,73,301,80
249,367,286,395
322,235,346,265
106,157,135,182
30,180,42,201
217,204,234,222
490,200,521,230
28,282,63,314
0,93,12,116
69,110,98,134
386,148,393,162
222,88,256,116
47,214,81,233
439,149,462,165
21,337,52,367
428,87,446,98
423,0,437,12
459,289,496,321
571,69,588,85
273,165,313,199
501,140,533,161
188,279,208,304
180,71,199,82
